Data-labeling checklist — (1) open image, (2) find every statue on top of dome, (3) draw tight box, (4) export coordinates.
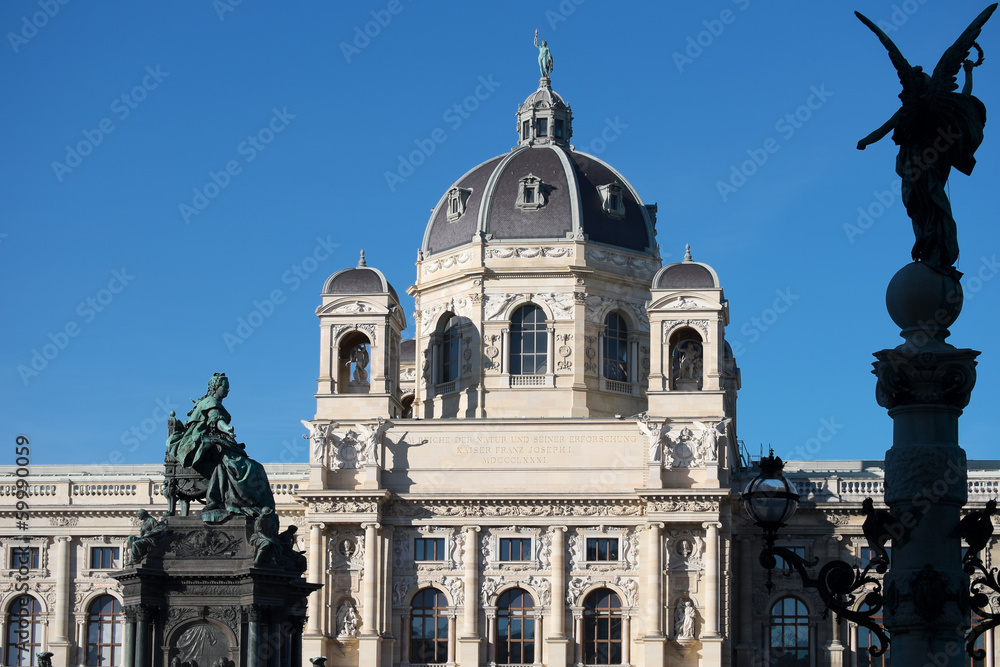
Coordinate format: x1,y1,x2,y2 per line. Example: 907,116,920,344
535,29,554,78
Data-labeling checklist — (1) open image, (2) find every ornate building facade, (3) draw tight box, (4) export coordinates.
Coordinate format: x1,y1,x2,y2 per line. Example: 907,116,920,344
2,73,998,667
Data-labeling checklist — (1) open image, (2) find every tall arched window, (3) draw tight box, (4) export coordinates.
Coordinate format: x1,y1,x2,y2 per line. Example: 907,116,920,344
5,595,42,666
410,588,448,664
583,589,622,665
497,588,536,665
86,595,122,666
439,314,460,384
770,596,809,667
602,312,629,382
510,305,547,375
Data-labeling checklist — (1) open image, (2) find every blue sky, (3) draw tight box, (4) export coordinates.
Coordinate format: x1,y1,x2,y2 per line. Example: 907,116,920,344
2,1,998,466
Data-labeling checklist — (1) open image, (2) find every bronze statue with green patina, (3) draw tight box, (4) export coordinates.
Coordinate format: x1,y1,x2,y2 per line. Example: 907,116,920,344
856,4,996,277
535,29,553,78
165,373,275,523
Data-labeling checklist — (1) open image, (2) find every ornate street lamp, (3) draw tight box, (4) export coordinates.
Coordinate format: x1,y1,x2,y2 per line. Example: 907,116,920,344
742,451,890,658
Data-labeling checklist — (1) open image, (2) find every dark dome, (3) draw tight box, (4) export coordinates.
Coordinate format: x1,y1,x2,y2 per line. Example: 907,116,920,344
323,252,398,300
653,262,719,290
421,145,656,258
401,338,416,363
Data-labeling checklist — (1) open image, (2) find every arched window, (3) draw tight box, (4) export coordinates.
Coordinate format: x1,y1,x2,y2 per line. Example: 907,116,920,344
510,305,547,376
410,588,448,664
670,328,703,391
5,595,42,666
439,314,460,384
602,312,629,382
86,595,122,666
497,588,536,665
583,589,622,665
770,596,809,667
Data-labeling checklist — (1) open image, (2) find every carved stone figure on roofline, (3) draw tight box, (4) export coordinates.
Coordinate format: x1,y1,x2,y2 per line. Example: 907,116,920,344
856,4,996,278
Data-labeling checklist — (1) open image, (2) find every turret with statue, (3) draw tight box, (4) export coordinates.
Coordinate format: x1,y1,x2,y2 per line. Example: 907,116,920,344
111,373,321,667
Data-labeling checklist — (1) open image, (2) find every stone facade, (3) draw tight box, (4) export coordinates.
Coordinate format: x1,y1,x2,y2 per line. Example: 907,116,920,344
2,72,998,667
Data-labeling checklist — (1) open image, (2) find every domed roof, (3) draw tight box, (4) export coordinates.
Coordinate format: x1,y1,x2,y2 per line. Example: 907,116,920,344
520,83,567,111
652,245,720,289
421,77,656,260
323,250,399,301
422,146,656,258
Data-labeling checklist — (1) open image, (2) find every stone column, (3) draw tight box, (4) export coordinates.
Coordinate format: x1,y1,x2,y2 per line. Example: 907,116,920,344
485,610,496,664
872,263,979,667
306,524,324,635
702,522,721,637
401,614,411,665
248,605,263,667
76,620,86,667
53,536,71,643
136,606,152,667
622,614,631,665
573,610,584,665
825,536,845,667
501,329,511,375
291,617,304,667
546,327,556,375
447,613,457,664
459,525,481,665
359,522,383,666
546,526,570,666
123,607,136,667
701,521,724,666
643,523,666,667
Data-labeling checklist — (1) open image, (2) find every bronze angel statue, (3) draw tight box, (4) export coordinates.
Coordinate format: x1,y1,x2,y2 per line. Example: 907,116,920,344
856,4,996,277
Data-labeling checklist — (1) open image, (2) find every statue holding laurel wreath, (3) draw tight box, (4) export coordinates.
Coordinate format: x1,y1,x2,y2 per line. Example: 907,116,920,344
856,4,996,277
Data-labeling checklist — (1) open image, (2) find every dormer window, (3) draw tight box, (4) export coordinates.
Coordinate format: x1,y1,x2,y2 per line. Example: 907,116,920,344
598,182,626,220
516,174,545,211
446,187,472,222
536,118,548,137
554,119,564,139
522,120,530,140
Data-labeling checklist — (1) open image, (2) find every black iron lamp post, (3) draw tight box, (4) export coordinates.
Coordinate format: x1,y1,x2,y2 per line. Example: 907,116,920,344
742,450,891,658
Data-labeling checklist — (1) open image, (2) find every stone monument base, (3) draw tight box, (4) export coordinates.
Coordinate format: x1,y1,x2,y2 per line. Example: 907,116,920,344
111,514,320,667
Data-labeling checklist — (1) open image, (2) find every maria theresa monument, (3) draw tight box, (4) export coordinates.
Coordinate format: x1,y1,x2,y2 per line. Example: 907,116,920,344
2,29,999,667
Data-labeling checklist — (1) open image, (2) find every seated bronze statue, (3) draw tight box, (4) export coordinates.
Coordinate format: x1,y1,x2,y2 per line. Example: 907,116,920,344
164,373,275,523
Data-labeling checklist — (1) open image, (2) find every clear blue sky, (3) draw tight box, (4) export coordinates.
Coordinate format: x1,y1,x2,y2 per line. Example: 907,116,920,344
2,1,998,466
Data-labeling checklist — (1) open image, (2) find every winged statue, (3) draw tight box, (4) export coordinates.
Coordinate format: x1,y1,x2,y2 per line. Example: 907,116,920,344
693,418,732,464
356,417,392,467
855,4,996,277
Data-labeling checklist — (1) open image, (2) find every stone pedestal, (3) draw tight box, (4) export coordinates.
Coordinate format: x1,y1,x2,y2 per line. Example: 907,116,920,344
111,515,320,667
873,262,979,667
